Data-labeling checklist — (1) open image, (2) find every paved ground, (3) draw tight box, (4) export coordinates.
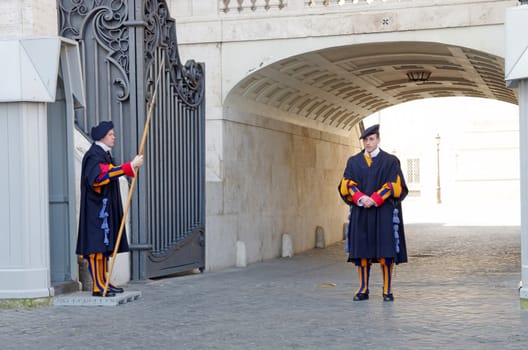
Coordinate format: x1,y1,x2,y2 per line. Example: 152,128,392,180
1,223,527,349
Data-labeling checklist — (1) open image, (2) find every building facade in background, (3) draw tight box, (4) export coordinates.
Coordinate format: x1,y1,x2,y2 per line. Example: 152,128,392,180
365,97,519,225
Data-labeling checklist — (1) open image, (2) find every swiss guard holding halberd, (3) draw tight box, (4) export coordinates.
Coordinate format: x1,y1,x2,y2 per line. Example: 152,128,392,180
76,121,144,297
338,124,408,302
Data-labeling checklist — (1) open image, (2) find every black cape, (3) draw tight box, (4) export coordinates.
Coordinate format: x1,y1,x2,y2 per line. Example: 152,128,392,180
76,143,129,256
341,149,408,264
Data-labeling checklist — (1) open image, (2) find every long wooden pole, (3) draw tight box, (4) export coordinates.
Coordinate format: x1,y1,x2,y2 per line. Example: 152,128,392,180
103,56,165,296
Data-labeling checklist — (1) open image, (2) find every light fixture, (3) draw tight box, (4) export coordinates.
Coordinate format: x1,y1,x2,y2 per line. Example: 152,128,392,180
406,70,431,82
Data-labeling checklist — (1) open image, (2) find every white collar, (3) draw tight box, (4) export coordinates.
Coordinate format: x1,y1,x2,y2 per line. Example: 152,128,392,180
95,141,111,153
367,147,380,158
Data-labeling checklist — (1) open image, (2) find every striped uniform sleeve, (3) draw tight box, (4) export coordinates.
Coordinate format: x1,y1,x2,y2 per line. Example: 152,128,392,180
339,178,366,206
93,162,135,189
370,175,403,207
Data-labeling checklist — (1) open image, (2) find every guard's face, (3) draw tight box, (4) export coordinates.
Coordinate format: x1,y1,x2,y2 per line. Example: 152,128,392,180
100,129,115,148
362,134,379,153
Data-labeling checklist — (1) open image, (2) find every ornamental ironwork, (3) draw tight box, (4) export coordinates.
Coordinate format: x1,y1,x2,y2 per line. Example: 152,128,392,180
143,0,204,106
58,0,206,279
59,0,130,102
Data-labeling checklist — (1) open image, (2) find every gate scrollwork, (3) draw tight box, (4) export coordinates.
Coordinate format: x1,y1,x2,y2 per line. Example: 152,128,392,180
59,0,130,104
144,0,204,107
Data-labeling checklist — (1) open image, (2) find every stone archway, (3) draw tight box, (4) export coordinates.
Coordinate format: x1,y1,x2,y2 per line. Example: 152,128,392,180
216,40,516,268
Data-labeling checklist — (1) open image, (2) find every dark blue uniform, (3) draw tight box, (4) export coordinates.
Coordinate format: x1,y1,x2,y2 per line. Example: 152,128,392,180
76,140,135,296
76,143,130,256
342,149,408,264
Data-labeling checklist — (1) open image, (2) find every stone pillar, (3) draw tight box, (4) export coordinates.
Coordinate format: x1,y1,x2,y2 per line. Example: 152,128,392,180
505,3,528,308
519,80,528,307
0,38,84,299
0,102,52,298
0,0,72,299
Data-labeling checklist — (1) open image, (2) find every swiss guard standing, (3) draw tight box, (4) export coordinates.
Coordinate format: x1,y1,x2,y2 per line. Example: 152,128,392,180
76,121,144,297
338,124,408,302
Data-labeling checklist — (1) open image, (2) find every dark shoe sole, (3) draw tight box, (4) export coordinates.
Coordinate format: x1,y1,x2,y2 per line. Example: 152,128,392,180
353,293,369,301
92,291,116,297
383,293,394,302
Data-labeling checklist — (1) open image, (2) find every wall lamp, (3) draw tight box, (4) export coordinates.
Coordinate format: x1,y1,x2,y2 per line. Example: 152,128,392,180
406,70,432,82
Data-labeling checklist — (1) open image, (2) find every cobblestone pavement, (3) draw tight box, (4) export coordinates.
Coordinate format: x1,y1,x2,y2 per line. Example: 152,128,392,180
1,224,528,349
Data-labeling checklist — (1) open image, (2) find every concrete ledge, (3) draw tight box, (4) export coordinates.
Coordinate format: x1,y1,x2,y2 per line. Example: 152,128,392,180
52,291,141,307
0,297,51,309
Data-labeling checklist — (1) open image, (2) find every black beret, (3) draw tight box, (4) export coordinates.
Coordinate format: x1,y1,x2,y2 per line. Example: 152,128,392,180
91,121,114,141
360,124,379,139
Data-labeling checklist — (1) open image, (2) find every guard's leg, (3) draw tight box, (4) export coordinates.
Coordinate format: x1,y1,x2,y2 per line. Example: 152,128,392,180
86,253,115,297
353,258,371,301
380,258,395,301
102,255,124,293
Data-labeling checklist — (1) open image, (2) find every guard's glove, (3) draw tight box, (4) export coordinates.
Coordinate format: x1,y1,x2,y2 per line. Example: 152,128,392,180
131,155,144,168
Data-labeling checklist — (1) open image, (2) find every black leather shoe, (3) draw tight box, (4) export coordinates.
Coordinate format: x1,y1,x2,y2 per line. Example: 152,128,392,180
92,291,116,297
109,286,124,293
353,293,369,301
383,293,394,302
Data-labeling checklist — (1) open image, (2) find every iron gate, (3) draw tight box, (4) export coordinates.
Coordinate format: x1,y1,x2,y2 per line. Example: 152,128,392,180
58,0,206,279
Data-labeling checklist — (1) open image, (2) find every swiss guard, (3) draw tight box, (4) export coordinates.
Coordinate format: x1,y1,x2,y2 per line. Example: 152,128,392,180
76,121,144,297
338,124,408,302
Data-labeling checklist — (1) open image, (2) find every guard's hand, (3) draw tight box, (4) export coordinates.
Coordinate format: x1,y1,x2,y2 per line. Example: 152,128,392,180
361,196,376,208
131,155,144,168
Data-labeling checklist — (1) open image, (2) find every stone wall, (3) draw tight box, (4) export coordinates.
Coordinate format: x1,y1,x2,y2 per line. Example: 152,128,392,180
205,109,361,269
0,0,57,37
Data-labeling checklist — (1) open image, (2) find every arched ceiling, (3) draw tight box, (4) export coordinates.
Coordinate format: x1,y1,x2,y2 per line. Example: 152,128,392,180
227,42,518,135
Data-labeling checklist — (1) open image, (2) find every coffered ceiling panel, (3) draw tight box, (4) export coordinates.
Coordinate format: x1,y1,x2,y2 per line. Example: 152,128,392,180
228,42,517,134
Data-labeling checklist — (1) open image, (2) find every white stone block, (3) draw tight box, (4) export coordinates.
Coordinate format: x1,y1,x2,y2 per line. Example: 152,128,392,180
282,233,293,258
236,241,247,267
315,226,326,249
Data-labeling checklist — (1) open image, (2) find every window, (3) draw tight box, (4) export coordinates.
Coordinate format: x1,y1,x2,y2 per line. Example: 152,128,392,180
406,158,420,184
